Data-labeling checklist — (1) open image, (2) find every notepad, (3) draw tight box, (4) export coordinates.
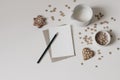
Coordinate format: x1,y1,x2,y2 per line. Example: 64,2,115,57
43,24,75,62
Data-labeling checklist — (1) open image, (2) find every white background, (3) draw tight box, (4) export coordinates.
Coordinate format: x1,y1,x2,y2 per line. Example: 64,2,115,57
0,0,120,80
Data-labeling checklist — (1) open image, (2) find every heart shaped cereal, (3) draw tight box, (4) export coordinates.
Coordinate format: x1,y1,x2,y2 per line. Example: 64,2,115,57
82,48,95,60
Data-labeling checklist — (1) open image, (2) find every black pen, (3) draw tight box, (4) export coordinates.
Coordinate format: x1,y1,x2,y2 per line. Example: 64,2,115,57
37,32,58,63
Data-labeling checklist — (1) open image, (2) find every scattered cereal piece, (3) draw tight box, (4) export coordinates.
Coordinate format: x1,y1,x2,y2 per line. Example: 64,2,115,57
87,27,90,29
65,4,68,7
58,19,61,21
97,50,101,54
81,62,84,65
117,48,120,50
68,6,71,9
81,41,84,44
111,17,114,20
79,32,81,35
45,9,48,12
53,8,57,12
50,10,53,13
98,58,101,60
101,56,104,58
85,29,87,32
109,52,112,55
51,16,55,21
111,17,116,21
118,38,120,40
95,65,98,68
48,4,52,7
79,37,82,39
73,0,76,2
109,29,112,32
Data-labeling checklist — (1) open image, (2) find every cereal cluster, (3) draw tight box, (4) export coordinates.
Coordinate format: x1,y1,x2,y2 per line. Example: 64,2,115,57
33,15,46,28
82,48,95,60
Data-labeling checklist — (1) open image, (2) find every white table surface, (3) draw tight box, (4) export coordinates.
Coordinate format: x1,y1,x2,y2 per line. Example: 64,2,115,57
0,0,120,80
